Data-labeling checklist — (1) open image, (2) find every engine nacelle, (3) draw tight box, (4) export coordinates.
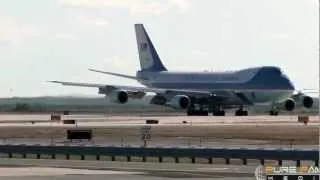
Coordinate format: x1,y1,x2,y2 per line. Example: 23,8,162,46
302,96,313,108
283,98,295,111
167,95,190,109
108,90,129,104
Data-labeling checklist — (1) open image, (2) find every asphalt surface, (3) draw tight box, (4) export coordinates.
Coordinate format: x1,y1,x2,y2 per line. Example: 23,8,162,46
0,114,317,180
0,137,317,150
0,114,317,149
0,114,318,125
0,159,258,180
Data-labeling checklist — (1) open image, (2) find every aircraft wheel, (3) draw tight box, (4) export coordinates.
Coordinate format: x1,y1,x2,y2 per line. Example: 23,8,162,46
269,110,278,116
187,104,196,116
201,110,209,116
187,108,194,116
213,110,225,116
187,110,208,116
187,110,195,116
235,110,248,116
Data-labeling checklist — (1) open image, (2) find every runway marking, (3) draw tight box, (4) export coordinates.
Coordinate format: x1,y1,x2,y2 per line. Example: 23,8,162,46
197,167,237,171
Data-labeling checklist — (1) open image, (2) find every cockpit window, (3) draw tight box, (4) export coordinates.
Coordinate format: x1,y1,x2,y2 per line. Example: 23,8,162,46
267,67,281,75
272,68,281,74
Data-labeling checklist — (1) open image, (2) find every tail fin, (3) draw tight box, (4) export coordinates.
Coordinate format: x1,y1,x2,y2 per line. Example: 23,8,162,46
135,24,167,72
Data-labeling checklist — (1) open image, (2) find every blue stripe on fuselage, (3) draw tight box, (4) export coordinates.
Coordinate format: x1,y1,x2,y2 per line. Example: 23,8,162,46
148,82,293,90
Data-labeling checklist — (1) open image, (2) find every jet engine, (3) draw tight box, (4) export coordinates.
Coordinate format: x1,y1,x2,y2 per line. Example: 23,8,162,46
167,95,191,109
302,96,313,108
283,98,295,111
108,90,129,104
150,95,167,105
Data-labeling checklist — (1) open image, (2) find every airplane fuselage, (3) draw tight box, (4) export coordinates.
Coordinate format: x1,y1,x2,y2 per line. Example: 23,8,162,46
136,66,295,104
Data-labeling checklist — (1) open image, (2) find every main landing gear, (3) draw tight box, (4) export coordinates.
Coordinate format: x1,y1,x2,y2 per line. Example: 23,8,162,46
269,110,278,116
212,110,225,116
235,108,248,116
187,106,226,116
186,104,249,116
187,104,209,116
187,109,209,116
212,107,225,116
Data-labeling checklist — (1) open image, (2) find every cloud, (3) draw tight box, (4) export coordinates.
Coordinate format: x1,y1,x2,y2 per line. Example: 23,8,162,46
170,0,191,12
60,0,191,15
78,17,110,28
52,33,75,40
262,33,294,46
0,16,35,44
267,33,292,41
190,50,208,58
102,55,136,72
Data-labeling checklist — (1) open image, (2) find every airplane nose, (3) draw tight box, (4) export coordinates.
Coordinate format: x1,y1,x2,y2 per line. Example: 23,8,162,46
283,75,295,90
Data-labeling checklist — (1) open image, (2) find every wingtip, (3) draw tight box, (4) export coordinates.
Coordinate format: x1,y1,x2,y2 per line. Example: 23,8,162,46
88,68,102,73
88,68,97,72
47,80,60,83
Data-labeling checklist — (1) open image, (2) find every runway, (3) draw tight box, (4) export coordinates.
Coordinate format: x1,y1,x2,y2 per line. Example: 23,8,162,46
0,114,318,126
0,114,317,180
0,136,317,150
0,114,317,149
0,158,258,180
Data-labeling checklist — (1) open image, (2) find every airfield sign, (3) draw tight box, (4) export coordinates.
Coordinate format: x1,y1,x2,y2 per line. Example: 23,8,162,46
140,125,152,147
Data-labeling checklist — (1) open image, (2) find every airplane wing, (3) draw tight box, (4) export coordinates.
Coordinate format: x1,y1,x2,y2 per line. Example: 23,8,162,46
48,81,212,97
48,81,253,105
48,81,105,88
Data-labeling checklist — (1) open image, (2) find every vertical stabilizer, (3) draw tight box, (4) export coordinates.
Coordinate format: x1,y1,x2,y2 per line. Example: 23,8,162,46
135,24,167,72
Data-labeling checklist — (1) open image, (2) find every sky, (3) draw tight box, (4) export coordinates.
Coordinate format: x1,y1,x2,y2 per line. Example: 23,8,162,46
0,0,318,97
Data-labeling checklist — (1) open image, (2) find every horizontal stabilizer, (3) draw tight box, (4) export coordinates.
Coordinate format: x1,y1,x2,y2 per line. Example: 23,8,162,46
89,68,137,80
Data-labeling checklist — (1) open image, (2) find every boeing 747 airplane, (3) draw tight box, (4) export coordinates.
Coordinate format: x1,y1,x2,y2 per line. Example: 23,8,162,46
50,24,313,116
